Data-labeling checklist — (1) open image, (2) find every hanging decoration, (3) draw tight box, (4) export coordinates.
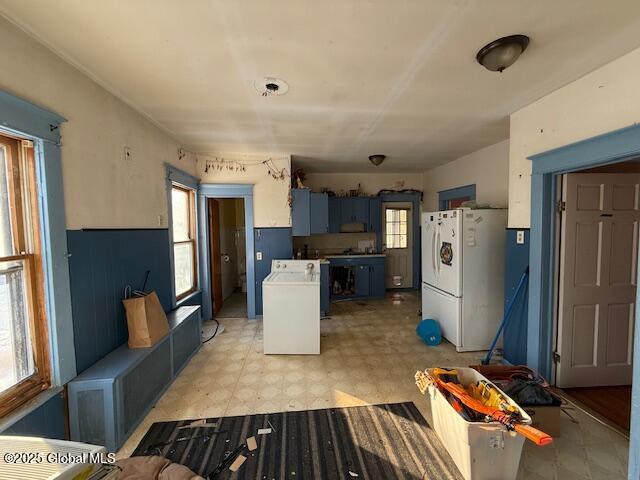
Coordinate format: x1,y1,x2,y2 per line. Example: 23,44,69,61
201,156,289,182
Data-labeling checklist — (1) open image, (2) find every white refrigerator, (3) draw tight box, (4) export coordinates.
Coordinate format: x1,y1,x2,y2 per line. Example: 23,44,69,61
421,208,507,352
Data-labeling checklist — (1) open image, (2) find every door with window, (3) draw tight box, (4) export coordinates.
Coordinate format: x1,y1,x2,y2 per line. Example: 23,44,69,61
0,133,50,417
383,202,413,288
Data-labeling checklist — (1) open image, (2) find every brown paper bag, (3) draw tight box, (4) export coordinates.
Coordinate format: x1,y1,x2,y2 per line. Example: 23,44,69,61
123,291,170,348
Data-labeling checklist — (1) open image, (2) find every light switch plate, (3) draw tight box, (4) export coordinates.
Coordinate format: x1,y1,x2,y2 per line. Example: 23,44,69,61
256,251,263,260
516,230,525,245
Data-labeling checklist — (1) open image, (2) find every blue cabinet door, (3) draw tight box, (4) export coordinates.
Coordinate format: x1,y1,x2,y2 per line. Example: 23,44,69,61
310,192,329,234
340,197,354,224
291,189,310,236
369,197,382,232
320,262,330,315
352,198,370,224
369,261,386,298
329,197,341,233
355,264,370,297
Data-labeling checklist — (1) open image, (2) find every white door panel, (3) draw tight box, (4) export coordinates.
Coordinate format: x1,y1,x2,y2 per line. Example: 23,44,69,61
422,283,461,349
557,173,639,387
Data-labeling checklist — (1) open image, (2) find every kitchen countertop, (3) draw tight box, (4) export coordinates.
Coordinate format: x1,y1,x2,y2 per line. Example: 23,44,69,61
324,254,386,259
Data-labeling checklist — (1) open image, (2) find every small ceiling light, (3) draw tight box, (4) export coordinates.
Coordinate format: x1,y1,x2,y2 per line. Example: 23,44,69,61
369,154,386,166
254,77,289,96
476,34,529,72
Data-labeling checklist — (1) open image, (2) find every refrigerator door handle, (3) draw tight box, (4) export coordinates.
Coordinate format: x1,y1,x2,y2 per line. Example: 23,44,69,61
434,227,441,277
431,227,437,274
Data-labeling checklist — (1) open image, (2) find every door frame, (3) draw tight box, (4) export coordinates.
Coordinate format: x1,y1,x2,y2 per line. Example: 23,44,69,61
527,123,640,479
198,184,256,320
382,201,413,289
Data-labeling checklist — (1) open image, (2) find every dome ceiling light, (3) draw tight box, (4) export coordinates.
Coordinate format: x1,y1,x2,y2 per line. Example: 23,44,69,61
369,154,386,166
476,35,530,72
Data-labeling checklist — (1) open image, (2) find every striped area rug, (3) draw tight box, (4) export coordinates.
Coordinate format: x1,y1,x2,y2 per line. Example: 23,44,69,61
132,402,462,479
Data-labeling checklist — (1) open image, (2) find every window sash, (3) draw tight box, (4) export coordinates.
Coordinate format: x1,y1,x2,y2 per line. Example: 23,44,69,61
385,208,409,249
171,184,197,300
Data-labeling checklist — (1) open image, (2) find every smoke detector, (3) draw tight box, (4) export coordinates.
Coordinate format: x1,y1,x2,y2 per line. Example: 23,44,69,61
254,77,289,96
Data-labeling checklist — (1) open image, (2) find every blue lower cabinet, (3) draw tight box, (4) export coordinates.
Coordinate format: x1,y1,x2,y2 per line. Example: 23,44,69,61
355,265,371,297
320,263,330,315
254,228,293,315
370,261,386,298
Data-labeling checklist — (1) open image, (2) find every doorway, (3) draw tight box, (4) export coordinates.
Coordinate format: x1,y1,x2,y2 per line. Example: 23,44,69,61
382,202,413,289
207,197,248,318
553,161,640,432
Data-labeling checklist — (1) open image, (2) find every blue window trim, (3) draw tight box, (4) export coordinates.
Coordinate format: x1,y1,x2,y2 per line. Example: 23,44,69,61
0,90,76,386
438,184,476,210
527,123,640,480
165,164,200,308
198,184,256,320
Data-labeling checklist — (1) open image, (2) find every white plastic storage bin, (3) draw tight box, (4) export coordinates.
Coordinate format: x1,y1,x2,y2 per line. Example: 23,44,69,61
426,367,531,480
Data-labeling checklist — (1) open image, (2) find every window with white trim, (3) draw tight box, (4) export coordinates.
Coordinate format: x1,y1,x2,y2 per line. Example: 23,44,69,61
171,184,197,299
385,208,408,249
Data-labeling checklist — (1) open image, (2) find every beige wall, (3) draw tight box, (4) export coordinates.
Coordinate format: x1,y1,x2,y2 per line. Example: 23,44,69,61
509,47,640,228
422,140,509,212
0,16,197,229
198,154,291,228
304,172,423,197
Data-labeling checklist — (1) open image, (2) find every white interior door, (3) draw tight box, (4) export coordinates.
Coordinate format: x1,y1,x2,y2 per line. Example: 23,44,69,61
383,202,412,288
556,173,640,387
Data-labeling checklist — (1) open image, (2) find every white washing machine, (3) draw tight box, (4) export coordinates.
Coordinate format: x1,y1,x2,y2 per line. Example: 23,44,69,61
263,259,320,354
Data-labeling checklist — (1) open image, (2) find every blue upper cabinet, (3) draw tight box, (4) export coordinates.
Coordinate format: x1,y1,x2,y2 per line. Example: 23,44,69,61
369,197,382,232
310,192,329,234
328,197,341,233
292,189,329,236
339,197,369,225
291,189,310,236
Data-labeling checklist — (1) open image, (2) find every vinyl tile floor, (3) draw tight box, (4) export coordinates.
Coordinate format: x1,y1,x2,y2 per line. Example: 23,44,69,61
117,291,630,480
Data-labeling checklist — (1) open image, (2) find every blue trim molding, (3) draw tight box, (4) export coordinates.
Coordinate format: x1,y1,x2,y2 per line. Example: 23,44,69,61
438,184,476,211
528,123,640,479
198,184,256,320
0,89,75,386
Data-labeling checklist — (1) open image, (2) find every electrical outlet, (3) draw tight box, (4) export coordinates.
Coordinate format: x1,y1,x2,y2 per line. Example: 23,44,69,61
516,230,525,245
256,252,263,261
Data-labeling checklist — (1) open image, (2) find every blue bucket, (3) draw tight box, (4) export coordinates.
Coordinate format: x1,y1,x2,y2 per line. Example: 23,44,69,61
416,319,442,346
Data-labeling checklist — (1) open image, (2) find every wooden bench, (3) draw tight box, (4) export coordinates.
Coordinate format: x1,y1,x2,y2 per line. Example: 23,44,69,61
68,306,201,452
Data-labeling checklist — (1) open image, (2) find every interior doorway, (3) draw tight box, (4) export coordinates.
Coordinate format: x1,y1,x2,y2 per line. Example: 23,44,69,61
553,160,640,432
208,197,247,318
382,202,413,289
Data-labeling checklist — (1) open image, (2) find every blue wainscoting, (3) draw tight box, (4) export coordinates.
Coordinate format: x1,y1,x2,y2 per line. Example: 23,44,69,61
2,390,66,440
503,229,530,365
67,229,174,374
254,228,293,316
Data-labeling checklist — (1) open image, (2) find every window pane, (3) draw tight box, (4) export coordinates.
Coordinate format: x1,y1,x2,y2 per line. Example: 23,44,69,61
400,210,407,221
385,209,394,221
0,259,35,394
174,243,194,296
172,187,190,242
0,146,13,257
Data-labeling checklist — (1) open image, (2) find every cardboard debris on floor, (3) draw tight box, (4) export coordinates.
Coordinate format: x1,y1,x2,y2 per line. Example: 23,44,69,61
247,436,257,451
229,454,247,472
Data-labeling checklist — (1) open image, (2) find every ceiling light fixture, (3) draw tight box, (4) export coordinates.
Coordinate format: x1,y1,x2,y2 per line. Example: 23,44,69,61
254,77,289,96
476,34,529,72
369,154,386,166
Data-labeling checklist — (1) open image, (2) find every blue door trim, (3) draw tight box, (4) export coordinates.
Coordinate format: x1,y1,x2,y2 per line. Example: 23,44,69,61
527,123,640,480
198,184,256,320
0,90,75,387
438,184,476,211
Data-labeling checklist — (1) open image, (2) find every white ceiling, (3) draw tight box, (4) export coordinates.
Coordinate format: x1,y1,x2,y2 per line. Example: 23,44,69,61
2,1,640,172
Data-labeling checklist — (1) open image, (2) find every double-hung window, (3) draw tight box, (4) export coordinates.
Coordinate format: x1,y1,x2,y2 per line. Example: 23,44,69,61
0,132,50,417
171,184,197,300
